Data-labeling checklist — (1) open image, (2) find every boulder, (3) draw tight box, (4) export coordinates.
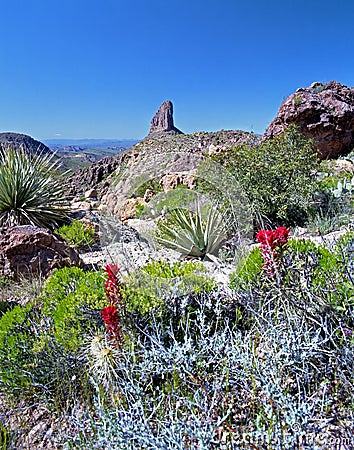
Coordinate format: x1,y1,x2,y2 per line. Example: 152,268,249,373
264,81,354,159
120,197,146,220
143,188,155,202
0,225,81,278
84,188,98,199
149,100,183,135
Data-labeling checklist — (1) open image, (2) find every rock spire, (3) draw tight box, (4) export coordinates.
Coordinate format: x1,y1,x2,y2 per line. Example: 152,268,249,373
149,100,182,135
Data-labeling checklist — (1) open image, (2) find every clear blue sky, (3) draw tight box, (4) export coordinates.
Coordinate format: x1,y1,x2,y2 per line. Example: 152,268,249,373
0,0,353,140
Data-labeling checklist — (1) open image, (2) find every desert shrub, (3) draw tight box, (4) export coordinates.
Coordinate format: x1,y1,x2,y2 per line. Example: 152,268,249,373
0,146,68,228
0,303,35,391
139,184,196,219
0,268,106,406
0,276,11,289
307,163,354,232
129,174,162,198
41,267,106,352
212,124,319,227
56,219,95,249
65,282,354,449
0,301,93,406
230,236,354,317
229,246,263,288
122,259,216,316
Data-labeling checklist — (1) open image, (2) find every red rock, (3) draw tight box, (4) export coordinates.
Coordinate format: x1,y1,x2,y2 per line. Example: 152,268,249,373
264,81,354,159
0,225,81,278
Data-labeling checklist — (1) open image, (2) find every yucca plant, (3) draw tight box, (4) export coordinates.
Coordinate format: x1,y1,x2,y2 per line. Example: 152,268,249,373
0,146,69,228
156,202,230,258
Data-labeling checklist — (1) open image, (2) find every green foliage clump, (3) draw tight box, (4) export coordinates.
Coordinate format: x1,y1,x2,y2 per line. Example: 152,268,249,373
213,125,319,227
130,175,162,198
123,260,216,316
0,300,93,405
56,220,95,249
306,159,354,233
41,267,106,351
230,236,354,315
0,267,106,405
229,246,263,289
0,146,68,228
0,303,37,390
287,238,338,287
140,185,196,219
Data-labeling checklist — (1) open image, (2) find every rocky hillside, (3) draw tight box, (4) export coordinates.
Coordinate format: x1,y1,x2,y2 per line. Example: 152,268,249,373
0,132,51,154
69,82,354,217
68,101,258,206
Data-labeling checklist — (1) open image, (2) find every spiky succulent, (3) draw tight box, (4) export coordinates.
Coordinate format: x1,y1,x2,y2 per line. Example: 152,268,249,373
0,146,69,228
156,202,230,258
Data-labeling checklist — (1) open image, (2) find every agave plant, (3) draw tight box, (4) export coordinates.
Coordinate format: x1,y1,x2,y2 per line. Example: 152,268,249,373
156,202,230,258
0,146,69,228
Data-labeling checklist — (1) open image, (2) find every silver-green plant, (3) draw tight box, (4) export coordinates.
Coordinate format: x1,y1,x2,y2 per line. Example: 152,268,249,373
330,175,354,198
156,201,230,258
0,146,68,228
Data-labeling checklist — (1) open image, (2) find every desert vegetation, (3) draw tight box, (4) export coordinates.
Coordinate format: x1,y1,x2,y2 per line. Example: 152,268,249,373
0,146,68,229
0,128,354,449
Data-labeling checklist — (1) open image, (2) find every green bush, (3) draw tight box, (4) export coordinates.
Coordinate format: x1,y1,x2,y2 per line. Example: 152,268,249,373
129,175,162,198
140,185,196,218
41,267,107,351
286,239,339,287
0,300,93,406
0,303,37,391
122,260,216,316
212,125,319,227
0,267,107,405
0,146,68,228
56,220,95,249
230,237,353,316
229,246,263,289
306,159,354,233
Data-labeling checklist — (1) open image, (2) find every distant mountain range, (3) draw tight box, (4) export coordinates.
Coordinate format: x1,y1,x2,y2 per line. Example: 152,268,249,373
43,138,139,150
43,138,140,172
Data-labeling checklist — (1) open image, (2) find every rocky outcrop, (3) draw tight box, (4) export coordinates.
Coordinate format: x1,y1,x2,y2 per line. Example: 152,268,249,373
160,171,196,191
0,226,81,278
149,100,182,135
99,129,257,217
264,81,354,159
67,153,127,196
0,132,51,154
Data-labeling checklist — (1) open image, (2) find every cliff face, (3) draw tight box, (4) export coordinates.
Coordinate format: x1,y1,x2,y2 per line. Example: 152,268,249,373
264,81,354,159
0,132,51,154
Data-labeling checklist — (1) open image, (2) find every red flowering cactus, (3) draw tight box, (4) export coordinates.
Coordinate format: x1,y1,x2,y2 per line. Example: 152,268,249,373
256,226,290,276
101,305,124,344
102,264,124,345
104,264,123,306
